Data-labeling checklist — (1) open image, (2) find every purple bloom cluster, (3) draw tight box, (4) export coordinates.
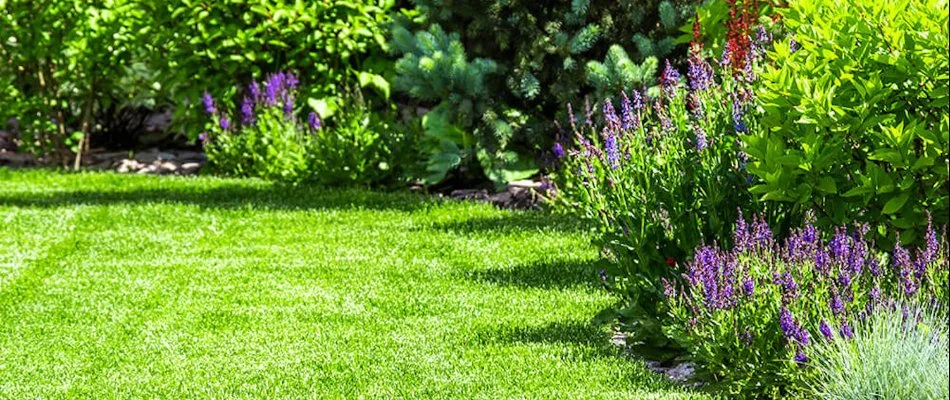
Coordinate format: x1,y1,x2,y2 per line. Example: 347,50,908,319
660,59,680,98
674,212,948,365
687,52,713,91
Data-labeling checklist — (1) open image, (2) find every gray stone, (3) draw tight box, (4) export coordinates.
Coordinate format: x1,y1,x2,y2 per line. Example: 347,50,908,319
134,150,176,164
116,159,144,173
180,162,201,175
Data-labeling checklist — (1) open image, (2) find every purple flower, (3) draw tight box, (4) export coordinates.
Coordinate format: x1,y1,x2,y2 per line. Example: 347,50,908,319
603,98,619,128
219,116,231,130
789,37,799,53
839,321,853,339
552,142,565,159
631,90,644,111
752,216,773,248
742,275,755,297
924,211,939,264
794,349,809,364
264,75,280,106
870,285,881,302
240,96,255,125
604,131,620,170
249,80,262,101
285,72,299,90
819,320,834,341
307,111,322,131
687,53,712,91
734,212,750,252
815,249,831,275
198,132,208,143
654,101,673,132
662,278,676,298
829,290,844,315
660,59,680,98
796,328,811,346
202,92,216,115
695,127,708,151
620,91,637,131
779,306,798,339
741,329,753,345
599,269,608,283
282,93,294,119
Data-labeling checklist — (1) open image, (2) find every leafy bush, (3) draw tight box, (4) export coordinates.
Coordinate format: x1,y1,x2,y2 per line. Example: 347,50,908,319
392,0,698,185
147,0,398,140
808,303,949,400
550,20,769,345
201,72,415,186
746,0,950,249
664,213,948,398
0,0,153,165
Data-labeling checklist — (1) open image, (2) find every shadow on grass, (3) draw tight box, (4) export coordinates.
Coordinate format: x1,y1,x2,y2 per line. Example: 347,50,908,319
466,258,602,289
428,211,588,235
0,180,435,213
474,320,624,361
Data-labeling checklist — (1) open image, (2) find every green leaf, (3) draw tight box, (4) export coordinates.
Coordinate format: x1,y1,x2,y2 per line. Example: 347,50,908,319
881,193,909,215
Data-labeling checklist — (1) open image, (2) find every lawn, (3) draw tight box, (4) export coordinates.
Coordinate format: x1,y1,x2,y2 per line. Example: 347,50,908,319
0,169,704,399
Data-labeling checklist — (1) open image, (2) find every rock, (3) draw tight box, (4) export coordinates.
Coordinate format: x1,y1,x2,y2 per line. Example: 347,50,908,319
116,159,145,173
137,164,159,174
158,161,179,174
665,363,696,383
174,150,206,163
506,179,542,190
180,162,201,175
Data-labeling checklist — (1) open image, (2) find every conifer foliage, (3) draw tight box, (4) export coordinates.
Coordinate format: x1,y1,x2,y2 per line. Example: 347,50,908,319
392,0,694,185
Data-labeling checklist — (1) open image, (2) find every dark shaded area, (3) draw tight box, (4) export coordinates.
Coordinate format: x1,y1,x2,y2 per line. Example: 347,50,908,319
466,258,602,289
428,212,588,235
473,321,623,362
0,178,434,213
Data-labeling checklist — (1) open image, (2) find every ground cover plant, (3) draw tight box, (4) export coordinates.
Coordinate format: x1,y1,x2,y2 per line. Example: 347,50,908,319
665,213,948,398
0,169,707,399
807,302,949,400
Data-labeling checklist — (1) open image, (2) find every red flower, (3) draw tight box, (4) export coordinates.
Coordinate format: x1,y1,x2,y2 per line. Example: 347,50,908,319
666,257,677,267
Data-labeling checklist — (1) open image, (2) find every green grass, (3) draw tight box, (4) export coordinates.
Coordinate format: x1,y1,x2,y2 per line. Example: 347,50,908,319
0,169,705,399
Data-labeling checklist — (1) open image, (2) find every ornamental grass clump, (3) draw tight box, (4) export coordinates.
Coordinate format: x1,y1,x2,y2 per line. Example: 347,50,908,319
664,213,949,398
550,11,768,345
807,302,949,400
200,71,414,186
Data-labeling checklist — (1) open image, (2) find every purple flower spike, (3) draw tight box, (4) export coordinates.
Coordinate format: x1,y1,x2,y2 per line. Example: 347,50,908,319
794,349,808,364
829,289,845,315
839,321,854,339
742,275,754,297
202,92,216,115
249,80,262,102
631,90,644,111
240,96,255,125
660,59,680,98
695,127,708,151
796,329,810,346
198,132,208,143
621,91,635,131
603,98,619,128
553,142,565,159
604,131,620,170
307,111,321,131
819,320,834,341
779,306,798,339
219,116,231,130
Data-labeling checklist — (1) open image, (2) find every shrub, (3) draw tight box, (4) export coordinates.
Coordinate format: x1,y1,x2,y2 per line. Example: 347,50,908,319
0,0,153,165
138,0,399,141
550,16,768,345
201,72,415,186
664,213,948,398
392,0,699,185
746,0,950,250
807,303,949,400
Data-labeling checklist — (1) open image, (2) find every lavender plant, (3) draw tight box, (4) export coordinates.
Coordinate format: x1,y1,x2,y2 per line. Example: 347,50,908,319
664,213,948,398
200,72,415,186
550,22,767,345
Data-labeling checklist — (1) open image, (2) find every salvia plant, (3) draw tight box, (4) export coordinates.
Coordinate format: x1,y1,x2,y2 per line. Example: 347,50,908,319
664,212,949,398
550,12,768,346
200,71,409,186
